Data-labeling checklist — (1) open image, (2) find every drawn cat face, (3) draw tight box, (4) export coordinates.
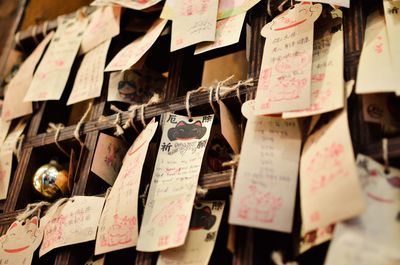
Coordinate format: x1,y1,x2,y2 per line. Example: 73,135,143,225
0,217,41,254
167,121,207,141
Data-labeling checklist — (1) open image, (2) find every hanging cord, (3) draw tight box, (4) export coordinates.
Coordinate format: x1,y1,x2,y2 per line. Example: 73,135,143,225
278,0,290,12
15,32,23,50
16,201,51,222
382,138,390,174
123,105,139,133
140,104,147,127
31,25,40,45
267,0,273,17
74,102,93,146
195,185,208,202
47,123,70,158
13,134,25,162
222,154,240,191
185,86,207,120
123,94,162,130
42,21,49,36
139,184,150,208
209,87,218,114
271,251,298,265
110,105,125,137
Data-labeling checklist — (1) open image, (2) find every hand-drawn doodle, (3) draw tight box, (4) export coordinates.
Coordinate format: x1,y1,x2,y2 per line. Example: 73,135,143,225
100,214,136,247
168,121,207,141
151,199,184,227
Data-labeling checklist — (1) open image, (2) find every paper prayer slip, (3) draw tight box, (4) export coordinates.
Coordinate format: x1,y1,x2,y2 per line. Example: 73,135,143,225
254,3,322,115
229,100,302,233
195,13,246,55
296,0,349,8
80,5,120,54
2,32,53,121
95,119,158,255
40,196,105,256
0,119,11,146
161,0,260,20
24,16,88,102
137,113,214,251
105,19,167,72
383,0,400,95
0,217,43,265
356,11,398,94
170,0,218,52
324,154,400,265
91,132,128,185
300,111,365,232
0,121,27,200
282,9,344,118
92,0,162,10
157,201,225,265
67,40,111,105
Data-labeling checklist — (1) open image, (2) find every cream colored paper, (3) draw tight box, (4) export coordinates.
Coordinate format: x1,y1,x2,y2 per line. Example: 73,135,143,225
254,3,322,115
105,19,167,72
219,101,241,154
300,111,365,232
24,16,88,102
324,154,400,265
0,119,11,145
2,32,54,121
40,196,105,256
229,101,301,233
0,121,27,200
161,0,260,20
170,0,218,52
95,0,162,10
137,113,214,252
283,10,344,118
356,12,397,94
95,120,158,255
81,5,120,54
384,0,400,95
67,40,110,105
0,217,43,265
91,132,127,185
297,0,349,8
195,13,246,55
299,224,334,254
157,201,225,265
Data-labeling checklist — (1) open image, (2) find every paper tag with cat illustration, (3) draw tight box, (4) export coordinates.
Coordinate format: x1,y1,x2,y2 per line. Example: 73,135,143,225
95,119,158,255
137,113,214,252
324,154,400,265
255,3,322,115
300,111,365,232
157,201,225,265
0,217,43,265
229,109,301,233
40,196,105,256
91,133,128,185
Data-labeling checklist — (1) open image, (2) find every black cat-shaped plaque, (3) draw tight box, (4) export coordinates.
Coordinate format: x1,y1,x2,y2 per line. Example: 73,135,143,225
168,120,207,141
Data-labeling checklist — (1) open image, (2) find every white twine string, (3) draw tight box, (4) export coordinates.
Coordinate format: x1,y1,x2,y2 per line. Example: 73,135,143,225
140,104,147,127
267,0,273,17
195,185,208,201
382,138,390,174
110,105,125,136
278,0,290,12
16,201,52,222
47,123,70,157
15,32,22,49
32,25,39,45
271,251,298,265
123,105,139,133
42,21,49,36
139,184,150,207
209,87,218,114
74,102,93,146
222,154,240,191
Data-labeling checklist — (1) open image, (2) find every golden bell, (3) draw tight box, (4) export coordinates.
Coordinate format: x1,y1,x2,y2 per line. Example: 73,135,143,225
32,160,70,201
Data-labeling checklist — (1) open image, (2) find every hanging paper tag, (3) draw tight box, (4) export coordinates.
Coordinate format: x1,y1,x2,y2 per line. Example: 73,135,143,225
254,3,322,115
0,121,27,200
219,101,241,154
300,111,365,232
299,224,334,254
170,0,218,52
356,11,397,94
95,119,158,255
157,201,225,265
39,196,105,256
324,154,400,265
91,132,128,185
229,100,301,233
137,113,214,251
67,39,110,105
384,0,400,95
195,13,246,55
24,16,88,102
2,32,54,121
80,5,120,54
283,9,344,118
297,0,349,8
0,217,43,265
105,19,168,72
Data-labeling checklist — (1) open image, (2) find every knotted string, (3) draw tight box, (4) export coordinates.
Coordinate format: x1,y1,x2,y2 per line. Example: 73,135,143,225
74,102,93,146
47,122,70,157
16,201,51,222
110,105,125,137
222,154,240,191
